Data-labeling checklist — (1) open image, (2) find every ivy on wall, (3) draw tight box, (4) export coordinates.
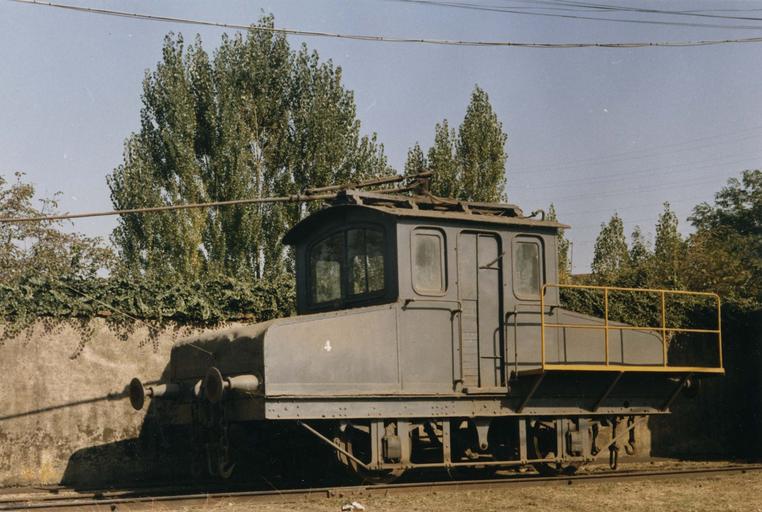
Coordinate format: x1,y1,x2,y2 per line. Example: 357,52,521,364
0,273,295,357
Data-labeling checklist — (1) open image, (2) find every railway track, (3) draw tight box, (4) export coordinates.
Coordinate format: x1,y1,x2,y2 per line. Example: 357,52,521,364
2,464,761,511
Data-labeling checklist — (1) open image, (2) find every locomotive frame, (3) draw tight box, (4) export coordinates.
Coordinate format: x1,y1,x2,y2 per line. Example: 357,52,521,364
129,189,724,481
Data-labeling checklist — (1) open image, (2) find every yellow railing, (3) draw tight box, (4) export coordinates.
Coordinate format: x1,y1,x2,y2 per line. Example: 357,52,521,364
539,284,724,374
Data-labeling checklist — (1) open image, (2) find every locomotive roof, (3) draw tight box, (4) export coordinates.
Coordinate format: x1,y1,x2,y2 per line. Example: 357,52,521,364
283,189,569,245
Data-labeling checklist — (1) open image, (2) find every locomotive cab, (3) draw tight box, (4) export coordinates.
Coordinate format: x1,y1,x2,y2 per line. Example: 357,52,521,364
128,189,724,482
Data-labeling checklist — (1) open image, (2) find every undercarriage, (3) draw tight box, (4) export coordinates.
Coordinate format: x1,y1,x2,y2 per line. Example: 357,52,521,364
188,411,644,483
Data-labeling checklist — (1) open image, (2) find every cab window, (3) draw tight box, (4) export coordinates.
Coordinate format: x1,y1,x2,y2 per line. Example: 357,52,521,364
348,228,385,296
412,228,445,294
513,237,542,299
309,226,386,306
310,232,344,304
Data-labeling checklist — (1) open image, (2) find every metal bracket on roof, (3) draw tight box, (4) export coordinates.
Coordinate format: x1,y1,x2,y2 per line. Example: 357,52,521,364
524,209,546,221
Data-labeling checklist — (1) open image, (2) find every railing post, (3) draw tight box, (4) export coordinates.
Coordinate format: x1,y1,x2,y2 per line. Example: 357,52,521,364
603,287,609,366
540,285,546,368
660,291,668,367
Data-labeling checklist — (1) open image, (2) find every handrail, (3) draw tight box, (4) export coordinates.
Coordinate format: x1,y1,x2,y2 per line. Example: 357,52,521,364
539,284,723,373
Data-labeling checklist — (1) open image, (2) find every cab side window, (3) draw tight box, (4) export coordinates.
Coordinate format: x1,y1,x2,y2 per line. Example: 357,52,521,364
513,237,542,299
412,228,446,294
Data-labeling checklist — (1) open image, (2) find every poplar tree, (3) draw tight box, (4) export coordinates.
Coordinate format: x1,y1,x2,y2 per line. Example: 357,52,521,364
108,19,392,278
404,143,428,177
422,86,508,202
652,202,685,288
591,213,629,284
547,204,571,283
456,86,507,202
626,226,652,287
427,121,459,198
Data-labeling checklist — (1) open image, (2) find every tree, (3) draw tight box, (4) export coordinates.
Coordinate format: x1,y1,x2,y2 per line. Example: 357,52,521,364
652,202,685,288
456,86,507,202
427,121,459,198
404,143,428,177
108,19,392,278
685,170,762,305
624,225,652,287
0,173,112,283
547,204,571,283
422,86,508,202
690,169,761,236
591,213,629,284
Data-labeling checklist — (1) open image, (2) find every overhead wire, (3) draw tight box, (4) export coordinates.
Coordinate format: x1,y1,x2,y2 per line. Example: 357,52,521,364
0,173,427,224
550,194,705,218
511,125,762,173
519,0,762,22
384,0,762,30
0,194,332,224
519,160,757,192
515,151,762,190
530,172,732,203
9,0,762,48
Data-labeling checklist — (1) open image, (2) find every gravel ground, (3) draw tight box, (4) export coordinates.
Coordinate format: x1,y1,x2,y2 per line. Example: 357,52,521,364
169,466,762,512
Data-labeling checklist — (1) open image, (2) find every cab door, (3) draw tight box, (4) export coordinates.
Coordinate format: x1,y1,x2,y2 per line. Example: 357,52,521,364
506,235,546,374
457,232,504,391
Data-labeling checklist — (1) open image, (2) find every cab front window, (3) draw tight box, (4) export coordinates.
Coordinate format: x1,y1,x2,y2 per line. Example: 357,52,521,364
310,232,344,304
309,226,386,307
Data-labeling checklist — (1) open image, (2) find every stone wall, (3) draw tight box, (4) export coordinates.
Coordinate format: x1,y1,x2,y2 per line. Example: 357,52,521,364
0,319,189,487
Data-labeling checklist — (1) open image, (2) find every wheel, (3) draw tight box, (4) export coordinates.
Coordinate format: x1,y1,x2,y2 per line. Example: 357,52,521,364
333,423,406,484
529,421,580,476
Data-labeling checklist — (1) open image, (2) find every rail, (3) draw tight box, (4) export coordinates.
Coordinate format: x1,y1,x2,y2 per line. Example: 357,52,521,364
539,284,724,374
4,465,761,510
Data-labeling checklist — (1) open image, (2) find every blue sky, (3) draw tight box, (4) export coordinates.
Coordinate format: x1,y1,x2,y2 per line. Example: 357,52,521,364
1,0,761,271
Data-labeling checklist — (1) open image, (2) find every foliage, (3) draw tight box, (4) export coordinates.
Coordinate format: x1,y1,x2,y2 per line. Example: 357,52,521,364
456,86,508,202
625,225,652,287
685,170,762,306
547,204,571,283
409,86,508,202
652,202,685,288
586,171,761,308
404,142,427,177
0,272,293,329
590,213,629,283
108,18,393,279
0,272,294,355
426,120,459,197
0,173,294,355
0,173,113,282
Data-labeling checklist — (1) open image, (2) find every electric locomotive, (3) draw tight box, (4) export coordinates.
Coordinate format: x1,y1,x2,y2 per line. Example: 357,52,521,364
128,189,724,481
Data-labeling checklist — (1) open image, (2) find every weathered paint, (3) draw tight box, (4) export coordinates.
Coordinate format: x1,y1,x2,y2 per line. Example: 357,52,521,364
0,319,200,486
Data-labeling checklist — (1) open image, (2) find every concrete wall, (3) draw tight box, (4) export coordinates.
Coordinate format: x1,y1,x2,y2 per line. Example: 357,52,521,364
0,319,196,487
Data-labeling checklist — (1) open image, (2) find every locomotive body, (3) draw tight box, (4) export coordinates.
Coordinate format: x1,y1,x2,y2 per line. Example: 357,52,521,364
129,190,724,480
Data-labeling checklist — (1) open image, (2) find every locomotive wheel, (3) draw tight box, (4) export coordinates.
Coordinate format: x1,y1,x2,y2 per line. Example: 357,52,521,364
333,424,406,484
529,422,580,476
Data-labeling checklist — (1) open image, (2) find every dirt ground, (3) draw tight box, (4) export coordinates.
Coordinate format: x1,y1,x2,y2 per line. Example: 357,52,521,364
170,469,762,512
